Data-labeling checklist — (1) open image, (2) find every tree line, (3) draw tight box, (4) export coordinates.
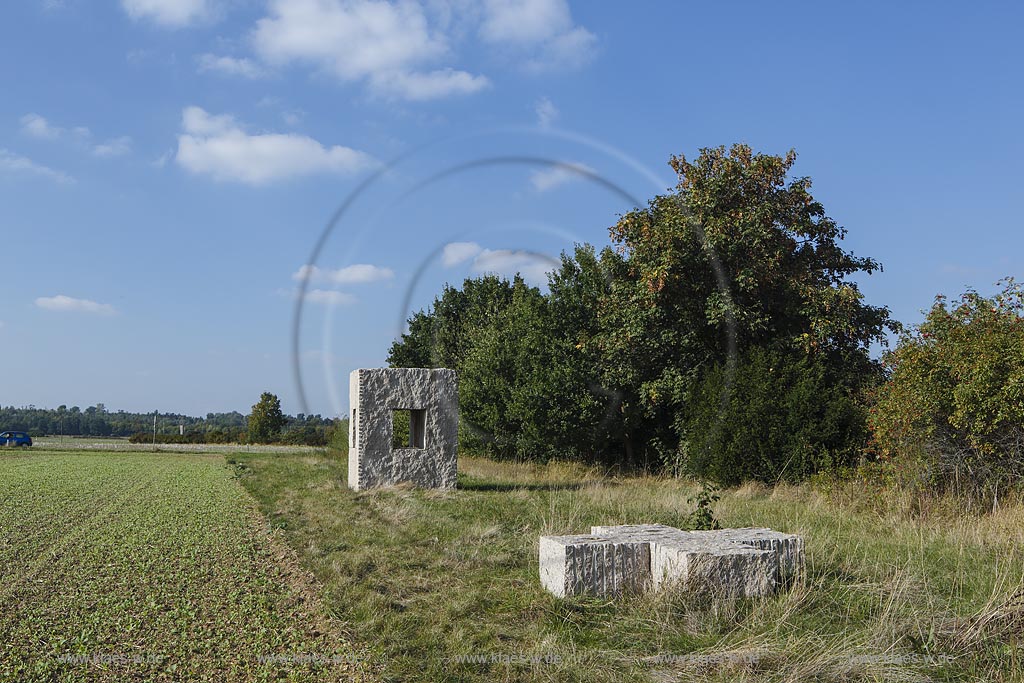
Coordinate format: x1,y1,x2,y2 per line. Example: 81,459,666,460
389,144,1023,504
1,402,336,446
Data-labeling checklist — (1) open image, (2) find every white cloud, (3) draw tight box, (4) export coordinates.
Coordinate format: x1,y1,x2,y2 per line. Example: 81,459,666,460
527,25,596,72
253,0,442,77
20,113,62,140
302,289,357,306
472,248,555,284
175,106,375,184
19,114,130,158
197,53,267,79
369,68,489,101
293,263,394,284
535,96,558,128
480,0,570,44
442,241,483,267
529,161,595,192
479,0,596,72
93,136,133,158
35,295,115,315
181,106,234,135
121,0,212,27
252,0,488,100
0,149,74,184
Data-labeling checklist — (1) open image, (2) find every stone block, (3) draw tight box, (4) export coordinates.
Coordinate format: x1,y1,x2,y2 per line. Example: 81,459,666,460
539,535,651,598
347,368,458,491
539,524,804,599
691,527,804,582
591,524,777,597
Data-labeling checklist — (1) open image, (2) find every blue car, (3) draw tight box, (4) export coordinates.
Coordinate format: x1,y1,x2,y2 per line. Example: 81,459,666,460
1,431,32,447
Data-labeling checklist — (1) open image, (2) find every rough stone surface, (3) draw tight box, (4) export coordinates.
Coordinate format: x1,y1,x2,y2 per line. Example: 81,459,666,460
540,524,804,598
347,368,458,491
539,535,651,598
690,527,805,582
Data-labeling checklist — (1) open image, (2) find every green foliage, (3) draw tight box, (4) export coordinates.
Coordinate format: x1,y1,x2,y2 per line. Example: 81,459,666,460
682,347,867,486
601,143,897,467
247,392,285,444
392,249,622,462
391,409,411,448
0,405,249,438
279,425,328,446
869,279,1024,502
0,406,337,443
459,275,555,459
387,145,895,478
326,418,349,453
685,479,721,530
127,429,244,445
388,275,521,370
0,452,364,680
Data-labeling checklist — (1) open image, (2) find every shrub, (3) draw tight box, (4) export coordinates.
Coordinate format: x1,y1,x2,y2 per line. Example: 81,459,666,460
326,419,349,453
280,426,328,447
680,346,867,486
869,279,1024,506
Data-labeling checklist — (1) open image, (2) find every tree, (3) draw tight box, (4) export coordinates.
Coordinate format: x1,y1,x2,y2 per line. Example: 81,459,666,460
599,144,898,468
248,392,285,444
458,276,548,458
388,275,521,370
869,279,1024,504
520,244,622,461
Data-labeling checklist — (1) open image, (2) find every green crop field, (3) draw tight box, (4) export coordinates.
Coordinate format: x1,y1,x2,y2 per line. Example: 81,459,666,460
0,450,370,682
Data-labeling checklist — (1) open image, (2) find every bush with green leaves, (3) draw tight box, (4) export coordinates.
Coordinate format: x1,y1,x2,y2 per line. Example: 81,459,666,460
681,346,867,486
869,279,1024,504
326,419,349,453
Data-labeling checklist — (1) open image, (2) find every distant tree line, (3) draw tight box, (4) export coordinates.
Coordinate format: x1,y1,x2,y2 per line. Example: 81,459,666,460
1,402,337,446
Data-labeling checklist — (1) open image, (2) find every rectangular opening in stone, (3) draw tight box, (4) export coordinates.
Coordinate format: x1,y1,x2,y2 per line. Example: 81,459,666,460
409,408,426,449
392,409,426,449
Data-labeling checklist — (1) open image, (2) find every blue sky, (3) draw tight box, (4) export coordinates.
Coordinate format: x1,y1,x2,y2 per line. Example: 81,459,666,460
1,1,1021,418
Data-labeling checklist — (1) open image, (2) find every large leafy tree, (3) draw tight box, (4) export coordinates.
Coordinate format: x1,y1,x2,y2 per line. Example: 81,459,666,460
537,244,623,461
247,392,285,444
389,275,542,457
599,144,898,467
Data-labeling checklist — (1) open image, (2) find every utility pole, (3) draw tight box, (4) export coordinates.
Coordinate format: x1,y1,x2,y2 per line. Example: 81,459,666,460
152,413,157,451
